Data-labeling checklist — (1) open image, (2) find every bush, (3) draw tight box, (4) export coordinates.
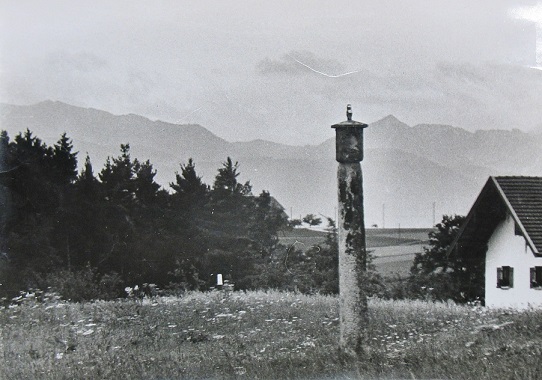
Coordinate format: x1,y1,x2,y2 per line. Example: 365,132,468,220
45,266,123,302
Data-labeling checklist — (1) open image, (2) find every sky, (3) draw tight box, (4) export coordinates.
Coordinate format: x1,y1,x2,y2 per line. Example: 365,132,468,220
1,0,542,145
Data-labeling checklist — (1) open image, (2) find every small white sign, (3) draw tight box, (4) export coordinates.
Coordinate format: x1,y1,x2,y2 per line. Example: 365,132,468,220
217,274,223,286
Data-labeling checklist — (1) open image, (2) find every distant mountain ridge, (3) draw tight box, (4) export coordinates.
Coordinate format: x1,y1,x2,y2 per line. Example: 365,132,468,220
1,100,541,227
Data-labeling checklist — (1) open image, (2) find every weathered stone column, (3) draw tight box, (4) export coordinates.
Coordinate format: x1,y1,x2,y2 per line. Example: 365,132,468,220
332,104,369,358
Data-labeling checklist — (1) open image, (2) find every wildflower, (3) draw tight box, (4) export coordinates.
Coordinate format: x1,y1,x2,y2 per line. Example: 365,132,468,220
234,367,247,375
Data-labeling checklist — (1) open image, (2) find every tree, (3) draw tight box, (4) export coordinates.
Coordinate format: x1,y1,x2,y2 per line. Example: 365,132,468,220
288,219,302,228
212,157,251,197
51,133,78,185
171,159,207,198
96,144,140,281
411,215,465,275
72,154,104,268
249,191,289,254
170,158,208,214
99,144,135,204
302,218,339,294
166,158,210,289
302,214,322,228
133,159,160,204
410,214,484,302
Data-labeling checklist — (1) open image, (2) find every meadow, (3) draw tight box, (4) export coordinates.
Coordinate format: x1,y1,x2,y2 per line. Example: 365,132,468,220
2,290,542,380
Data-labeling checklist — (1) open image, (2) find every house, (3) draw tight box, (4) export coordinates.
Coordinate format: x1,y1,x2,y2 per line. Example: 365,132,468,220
450,176,542,308
269,195,289,220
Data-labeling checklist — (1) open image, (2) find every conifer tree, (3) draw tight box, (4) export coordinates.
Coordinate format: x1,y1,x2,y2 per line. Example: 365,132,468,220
51,133,78,185
171,158,208,205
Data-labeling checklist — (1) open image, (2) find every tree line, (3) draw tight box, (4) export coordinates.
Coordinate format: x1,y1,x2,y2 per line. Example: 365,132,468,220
0,129,351,301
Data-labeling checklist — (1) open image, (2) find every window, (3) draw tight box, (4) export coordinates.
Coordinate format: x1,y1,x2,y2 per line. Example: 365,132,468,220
530,267,542,289
497,266,514,288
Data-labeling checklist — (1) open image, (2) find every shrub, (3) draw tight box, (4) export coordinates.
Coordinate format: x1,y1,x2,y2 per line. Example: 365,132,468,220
45,266,123,302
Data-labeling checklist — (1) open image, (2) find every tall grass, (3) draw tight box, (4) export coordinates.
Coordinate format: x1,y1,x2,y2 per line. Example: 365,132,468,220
2,290,542,379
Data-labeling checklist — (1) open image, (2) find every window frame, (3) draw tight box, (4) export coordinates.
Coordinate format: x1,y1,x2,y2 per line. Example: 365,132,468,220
497,266,514,289
530,266,542,289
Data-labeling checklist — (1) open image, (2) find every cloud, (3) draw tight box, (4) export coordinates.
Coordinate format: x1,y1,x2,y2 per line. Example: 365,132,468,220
2,1,542,144
434,63,488,84
257,51,350,77
48,52,108,73
257,57,303,75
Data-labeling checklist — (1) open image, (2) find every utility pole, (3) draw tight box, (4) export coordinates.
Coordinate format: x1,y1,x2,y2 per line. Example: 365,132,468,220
332,104,369,358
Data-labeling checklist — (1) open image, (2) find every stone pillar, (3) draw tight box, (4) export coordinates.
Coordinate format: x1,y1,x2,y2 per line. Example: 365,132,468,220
331,104,369,358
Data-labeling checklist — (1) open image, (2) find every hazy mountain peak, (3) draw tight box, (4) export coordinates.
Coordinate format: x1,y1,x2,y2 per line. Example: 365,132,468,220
370,115,410,129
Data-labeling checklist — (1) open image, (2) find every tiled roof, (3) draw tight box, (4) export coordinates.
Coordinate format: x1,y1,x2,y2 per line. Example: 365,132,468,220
494,176,542,254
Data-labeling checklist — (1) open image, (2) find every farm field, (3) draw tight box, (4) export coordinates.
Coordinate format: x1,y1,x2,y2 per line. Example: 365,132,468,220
280,228,431,277
2,290,542,379
371,245,423,278
279,228,431,251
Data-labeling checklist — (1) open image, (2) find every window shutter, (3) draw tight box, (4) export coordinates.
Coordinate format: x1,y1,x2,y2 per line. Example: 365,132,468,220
531,268,536,288
497,267,503,288
509,267,514,288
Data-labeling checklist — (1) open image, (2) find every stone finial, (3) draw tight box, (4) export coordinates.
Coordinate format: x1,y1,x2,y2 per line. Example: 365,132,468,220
346,104,352,121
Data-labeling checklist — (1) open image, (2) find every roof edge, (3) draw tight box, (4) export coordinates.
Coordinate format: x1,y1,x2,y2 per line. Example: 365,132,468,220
448,176,540,257
447,177,493,257
491,177,539,255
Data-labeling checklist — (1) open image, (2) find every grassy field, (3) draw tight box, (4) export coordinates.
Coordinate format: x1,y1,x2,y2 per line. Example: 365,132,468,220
2,290,542,379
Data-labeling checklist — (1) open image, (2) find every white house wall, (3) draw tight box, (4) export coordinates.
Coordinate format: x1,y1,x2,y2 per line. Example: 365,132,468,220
485,213,542,308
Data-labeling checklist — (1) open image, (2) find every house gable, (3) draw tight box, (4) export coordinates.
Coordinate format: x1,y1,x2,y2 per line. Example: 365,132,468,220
451,177,542,259
450,176,542,308
484,212,542,308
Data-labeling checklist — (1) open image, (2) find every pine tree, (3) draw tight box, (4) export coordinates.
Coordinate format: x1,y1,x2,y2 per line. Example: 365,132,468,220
51,133,78,185
133,159,160,206
99,144,135,204
72,155,105,268
96,144,138,280
170,158,208,205
213,157,251,197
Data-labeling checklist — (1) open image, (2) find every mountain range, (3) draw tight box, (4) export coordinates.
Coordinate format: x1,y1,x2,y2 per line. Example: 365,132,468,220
1,100,541,227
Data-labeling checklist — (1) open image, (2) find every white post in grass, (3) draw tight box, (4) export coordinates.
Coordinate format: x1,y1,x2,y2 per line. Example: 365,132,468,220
332,105,369,359
217,274,223,288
